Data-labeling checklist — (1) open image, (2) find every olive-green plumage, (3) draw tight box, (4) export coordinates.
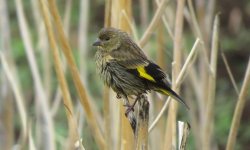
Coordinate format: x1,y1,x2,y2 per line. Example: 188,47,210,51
93,27,189,110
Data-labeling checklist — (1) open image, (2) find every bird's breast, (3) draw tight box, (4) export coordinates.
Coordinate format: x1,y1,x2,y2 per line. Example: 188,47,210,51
95,51,113,87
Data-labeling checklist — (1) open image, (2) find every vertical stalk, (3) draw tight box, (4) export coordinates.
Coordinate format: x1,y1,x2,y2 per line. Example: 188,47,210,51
46,0,105,149
0,0,14,148
15,0,55,149
104,0,112,149
135,95,149,150
38,0,84,149
202,14,219,150
164,0,185,149
226,58,250,150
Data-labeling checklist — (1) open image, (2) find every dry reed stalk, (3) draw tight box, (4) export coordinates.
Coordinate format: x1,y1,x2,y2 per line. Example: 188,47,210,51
116,0,136,149
121,10,139,42
187,0,202,41
104,0,112,149
149,38,200,132
15,0,55,149
188,1,210,131
0,53,28,144
153,19,166,150
178,121,190,150
103,86,111,150
139,0,149,29
202,14,219,150
139,0,169,47
28,123,36,150
0,0,14,148
226,58,250,150
155,0,174,40
105,0,112,27
30,0,52,100
46,0,105,148
78,0,89,86
205,0,215,39
38,0,84,149
63,0,72,38
221,52,239,95
135,95,149,150
164,0,186,149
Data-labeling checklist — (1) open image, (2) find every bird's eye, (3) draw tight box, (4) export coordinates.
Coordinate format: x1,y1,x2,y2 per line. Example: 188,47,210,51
104,36,110,41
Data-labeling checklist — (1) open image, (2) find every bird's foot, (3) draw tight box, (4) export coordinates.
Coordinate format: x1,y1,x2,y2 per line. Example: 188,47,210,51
124,97,140,117
124,104,135,117
116,93,122,99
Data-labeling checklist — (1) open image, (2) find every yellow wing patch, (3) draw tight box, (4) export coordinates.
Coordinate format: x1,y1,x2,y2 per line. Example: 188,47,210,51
137,66,155,82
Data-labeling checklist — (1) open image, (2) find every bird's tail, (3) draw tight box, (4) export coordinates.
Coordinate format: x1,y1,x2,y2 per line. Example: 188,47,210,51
158,88,189,110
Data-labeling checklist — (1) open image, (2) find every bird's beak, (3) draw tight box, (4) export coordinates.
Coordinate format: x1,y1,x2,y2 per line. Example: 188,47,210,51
92,39,102,46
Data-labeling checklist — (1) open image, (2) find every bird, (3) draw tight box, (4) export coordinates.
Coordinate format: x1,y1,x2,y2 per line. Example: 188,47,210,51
93,27,189,115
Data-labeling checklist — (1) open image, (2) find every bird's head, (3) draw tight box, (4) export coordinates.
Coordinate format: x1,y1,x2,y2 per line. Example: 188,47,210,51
92,27,124,52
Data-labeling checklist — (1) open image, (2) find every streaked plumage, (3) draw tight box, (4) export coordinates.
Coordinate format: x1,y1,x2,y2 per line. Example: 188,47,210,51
93,27,189,112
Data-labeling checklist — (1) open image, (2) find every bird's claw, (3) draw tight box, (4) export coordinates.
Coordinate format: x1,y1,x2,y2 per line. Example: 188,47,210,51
124,104,135,117
116,93,122,99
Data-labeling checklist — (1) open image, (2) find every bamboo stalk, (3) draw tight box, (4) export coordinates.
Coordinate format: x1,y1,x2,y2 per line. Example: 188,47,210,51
226,58,250,150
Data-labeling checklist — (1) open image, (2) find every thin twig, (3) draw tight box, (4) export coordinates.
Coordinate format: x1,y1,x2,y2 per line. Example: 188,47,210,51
139,0,169,47
226,58,250,150
176,38,200,84
121,10,139,42
155,0,174,40
0,52,28,142
149,38,200,132
221,52,240,95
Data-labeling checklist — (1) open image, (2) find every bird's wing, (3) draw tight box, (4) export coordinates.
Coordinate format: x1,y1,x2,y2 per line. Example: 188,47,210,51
109,38,148,68
109,39,169,84
126,62,169,85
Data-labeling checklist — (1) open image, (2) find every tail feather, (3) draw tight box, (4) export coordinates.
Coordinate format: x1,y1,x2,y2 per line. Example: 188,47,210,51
159,88,189,110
